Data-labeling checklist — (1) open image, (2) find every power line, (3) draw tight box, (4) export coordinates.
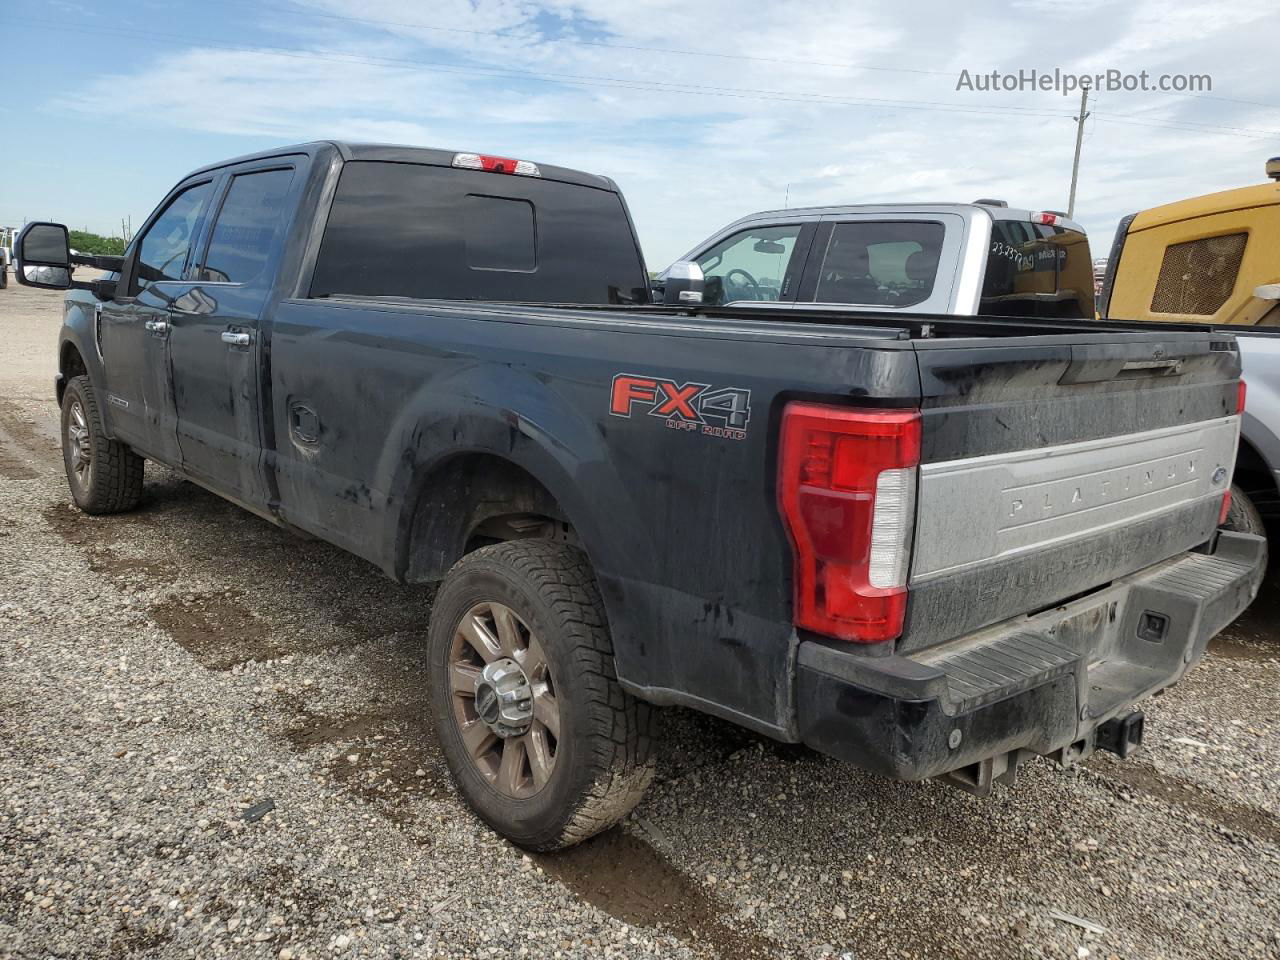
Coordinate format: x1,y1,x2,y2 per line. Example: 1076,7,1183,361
1094,107,1280,138
1092,115,1279,141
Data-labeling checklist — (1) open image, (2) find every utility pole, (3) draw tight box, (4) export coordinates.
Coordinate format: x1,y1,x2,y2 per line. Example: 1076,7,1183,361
1067,81,1091,219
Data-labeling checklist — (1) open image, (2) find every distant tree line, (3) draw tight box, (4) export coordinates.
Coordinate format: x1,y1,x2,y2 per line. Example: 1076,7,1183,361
69,230,127,256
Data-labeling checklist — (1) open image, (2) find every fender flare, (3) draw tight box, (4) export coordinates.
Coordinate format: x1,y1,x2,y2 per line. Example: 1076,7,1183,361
376,366,655,590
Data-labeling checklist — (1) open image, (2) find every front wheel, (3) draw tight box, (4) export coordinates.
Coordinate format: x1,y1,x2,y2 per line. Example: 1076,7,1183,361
427,539,657,850
61,375,144,514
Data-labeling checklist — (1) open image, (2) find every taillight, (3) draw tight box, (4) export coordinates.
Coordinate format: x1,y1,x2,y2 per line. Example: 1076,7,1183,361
1219,486,1233,526
1237,379,1247,415
778,402,921,644
1032,211,1058,225
452,152,541,177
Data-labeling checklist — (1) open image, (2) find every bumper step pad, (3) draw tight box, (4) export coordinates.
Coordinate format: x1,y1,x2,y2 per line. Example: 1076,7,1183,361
919,631,1078,714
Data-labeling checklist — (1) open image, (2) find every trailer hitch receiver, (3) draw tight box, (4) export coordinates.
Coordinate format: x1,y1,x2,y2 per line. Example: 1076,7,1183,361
1095,709,1144,759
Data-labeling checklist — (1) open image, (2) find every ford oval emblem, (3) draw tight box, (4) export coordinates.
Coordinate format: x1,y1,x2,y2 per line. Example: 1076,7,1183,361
1212,466,1228,486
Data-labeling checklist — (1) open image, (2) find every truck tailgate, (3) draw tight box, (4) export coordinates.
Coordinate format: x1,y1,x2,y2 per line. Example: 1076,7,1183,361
902,330,1240,652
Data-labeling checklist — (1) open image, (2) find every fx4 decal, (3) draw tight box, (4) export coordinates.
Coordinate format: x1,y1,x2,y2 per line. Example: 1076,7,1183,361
609,373,752,440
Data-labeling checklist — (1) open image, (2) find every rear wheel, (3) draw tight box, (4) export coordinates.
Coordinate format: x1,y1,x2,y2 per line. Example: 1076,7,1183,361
428,539,657,850
61,375,144,514
1223,483,1268,566
1223,483,1265,536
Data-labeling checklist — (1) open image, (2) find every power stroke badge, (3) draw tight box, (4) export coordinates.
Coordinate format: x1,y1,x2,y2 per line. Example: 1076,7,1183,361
609,373,752,441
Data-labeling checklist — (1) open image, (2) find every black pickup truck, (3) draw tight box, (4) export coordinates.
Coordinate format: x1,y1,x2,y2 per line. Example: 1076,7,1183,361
16,142,1264,850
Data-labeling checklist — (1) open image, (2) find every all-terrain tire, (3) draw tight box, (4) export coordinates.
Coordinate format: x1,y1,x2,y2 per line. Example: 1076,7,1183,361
61,375,144,514
1222,483,1268,568
427,539,657,851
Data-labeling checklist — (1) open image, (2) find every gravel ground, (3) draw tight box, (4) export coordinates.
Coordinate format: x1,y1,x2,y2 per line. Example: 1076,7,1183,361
1,275,1278,960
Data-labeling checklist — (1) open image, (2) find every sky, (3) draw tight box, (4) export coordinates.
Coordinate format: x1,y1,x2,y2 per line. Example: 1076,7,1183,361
2,0,1278,269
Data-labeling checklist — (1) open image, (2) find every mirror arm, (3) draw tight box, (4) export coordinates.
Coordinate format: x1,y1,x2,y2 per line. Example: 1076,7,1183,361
69,278,117,298
70,253,124,272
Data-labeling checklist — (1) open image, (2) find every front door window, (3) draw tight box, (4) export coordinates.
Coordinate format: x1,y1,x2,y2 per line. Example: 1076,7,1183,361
132,182,212,294
694,225,803,306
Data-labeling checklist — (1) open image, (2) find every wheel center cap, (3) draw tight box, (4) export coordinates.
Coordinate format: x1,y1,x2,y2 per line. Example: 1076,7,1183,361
474,658,533,739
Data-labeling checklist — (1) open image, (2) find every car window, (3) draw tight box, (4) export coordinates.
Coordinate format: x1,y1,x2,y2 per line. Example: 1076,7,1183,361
310,161,648,304
199,169,296,285
981,220,1094,318
133,181,212,293
463,195,536,272
814,221,944,307
694,225,802,306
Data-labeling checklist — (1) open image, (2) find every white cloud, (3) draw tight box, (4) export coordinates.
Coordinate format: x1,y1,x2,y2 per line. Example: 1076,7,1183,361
50,0,1280,266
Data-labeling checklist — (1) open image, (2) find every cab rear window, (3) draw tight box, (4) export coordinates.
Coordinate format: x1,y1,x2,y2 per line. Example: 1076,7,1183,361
463,196,536,273
981,220,1094,318
310,161,647,304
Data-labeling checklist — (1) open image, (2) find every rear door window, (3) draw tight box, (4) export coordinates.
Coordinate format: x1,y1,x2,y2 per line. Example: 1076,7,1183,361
813,221,944,307
981,220,1094,318
693,225,804,306
199,168,296,285
309,161,648,304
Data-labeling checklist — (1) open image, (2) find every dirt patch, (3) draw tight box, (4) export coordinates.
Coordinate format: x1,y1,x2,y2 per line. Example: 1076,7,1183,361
149,592,277,669
0,423,41,481
107,922,174,957
1208,633,1280,663
0,443,39,481
281,695,449,825
41,492,433,670
0,405,56,480
1090,761,1280,845
537,827,781,960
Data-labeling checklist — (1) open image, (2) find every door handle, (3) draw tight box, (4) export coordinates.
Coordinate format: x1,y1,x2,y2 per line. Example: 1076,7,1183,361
144,319,169,336
221,331,251,347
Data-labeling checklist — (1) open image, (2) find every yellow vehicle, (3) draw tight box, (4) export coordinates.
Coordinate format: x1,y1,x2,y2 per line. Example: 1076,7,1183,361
1098,157,1280,326
1098,158,1280,546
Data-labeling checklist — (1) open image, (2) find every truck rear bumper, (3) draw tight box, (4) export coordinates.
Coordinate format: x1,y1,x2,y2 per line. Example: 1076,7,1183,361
795,531,1266,790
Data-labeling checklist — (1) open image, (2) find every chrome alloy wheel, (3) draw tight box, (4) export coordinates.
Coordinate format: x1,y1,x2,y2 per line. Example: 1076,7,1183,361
448,601,559,799
66,400,93,488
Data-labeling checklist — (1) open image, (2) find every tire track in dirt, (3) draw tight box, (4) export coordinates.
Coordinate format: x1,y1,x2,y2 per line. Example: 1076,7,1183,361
537,827,783,960
1088,762,1280,846
0,406,50,480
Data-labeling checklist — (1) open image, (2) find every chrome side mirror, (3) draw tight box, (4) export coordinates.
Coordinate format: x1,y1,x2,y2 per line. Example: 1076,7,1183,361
22,265,71,287
661,260,705,306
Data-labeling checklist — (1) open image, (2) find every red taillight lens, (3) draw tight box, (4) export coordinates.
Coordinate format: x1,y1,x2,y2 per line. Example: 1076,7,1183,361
1219,487,1233,526
1237,379,1247,415
778,403,921,643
